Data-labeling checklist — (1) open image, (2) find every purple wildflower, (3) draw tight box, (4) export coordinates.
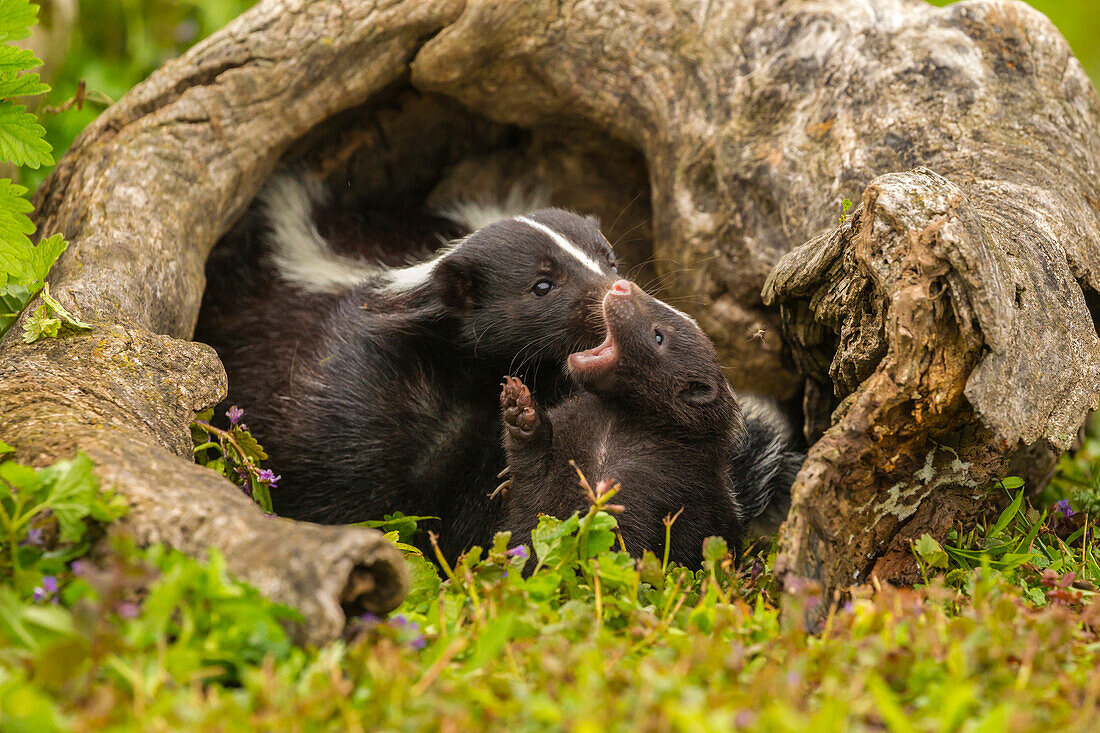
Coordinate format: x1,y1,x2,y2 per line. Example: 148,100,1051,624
226,406,245,426
506,545,529,560
20,527,44,547
71,560,89,576
1055,499,1076,519
360,612,380,626
32,576,58,603
257,469,280,488
409,635,427,650
116,602,141,619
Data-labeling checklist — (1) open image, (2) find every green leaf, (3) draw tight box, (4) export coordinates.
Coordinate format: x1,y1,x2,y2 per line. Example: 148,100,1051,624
0,279,38,335
19,284,88,343
0,0,40,43
36,453,98,543
250,476,273,513
0,439,14,455
0,69,48,99
579,511,617,559
702,535,729,567
26,234,66,283
0,102,52,168
400,554,442,611
914,534,949,570
0,44,40,77
988,489,1025,539
532,513,580,569
21,302,58,343
233,427,268,463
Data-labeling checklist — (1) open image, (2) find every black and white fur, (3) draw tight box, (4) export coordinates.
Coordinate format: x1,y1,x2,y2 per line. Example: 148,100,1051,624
732,394,804,537
196,172,620,560
497,280,744,566
496,282,805,565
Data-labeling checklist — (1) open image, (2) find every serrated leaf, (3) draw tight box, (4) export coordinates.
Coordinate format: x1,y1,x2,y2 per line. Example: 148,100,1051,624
232,428,267,462
0,0,40,43
36,453,97,543
26,233,66,282
0,43,40,76
0,69,47,99
0,101,52,168
21,302,58,342
20,284,87,343
532,513,580,568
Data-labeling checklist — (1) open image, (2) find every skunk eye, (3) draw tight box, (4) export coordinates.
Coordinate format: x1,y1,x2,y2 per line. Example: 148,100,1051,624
610,262,619,274
654,329,664,345
532,279,554,297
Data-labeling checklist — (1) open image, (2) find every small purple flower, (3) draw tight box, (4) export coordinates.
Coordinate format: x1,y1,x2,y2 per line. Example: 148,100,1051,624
116,602,140,619
257,469,280,488
409,635,427,650
226,406,245,426
1055,499,1076,519
360,612,380,626
71,560,89,576
506,545,529,560
20,528,44,547
32,576,58,603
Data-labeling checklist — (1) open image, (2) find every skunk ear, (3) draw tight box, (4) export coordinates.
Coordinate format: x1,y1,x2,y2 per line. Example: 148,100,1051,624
432,255,479,310
679,380,718,405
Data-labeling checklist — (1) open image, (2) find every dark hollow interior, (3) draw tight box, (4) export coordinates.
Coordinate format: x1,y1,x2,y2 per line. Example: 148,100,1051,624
192,85,801,536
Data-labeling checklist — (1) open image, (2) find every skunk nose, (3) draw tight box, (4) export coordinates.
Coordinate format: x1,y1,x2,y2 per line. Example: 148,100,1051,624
610,280,632,296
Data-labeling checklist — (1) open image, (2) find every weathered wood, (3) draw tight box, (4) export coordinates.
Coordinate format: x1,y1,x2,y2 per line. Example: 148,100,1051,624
409,0,1100,600
8,0,1100,627
9,0,474,643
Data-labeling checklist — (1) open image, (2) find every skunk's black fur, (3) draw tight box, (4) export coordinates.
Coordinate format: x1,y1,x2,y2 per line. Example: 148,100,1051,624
196,173,620,559
730,394,804,537
497,281,743,567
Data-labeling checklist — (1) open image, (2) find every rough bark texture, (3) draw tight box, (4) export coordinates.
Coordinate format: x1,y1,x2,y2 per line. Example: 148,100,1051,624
10,0,1100,624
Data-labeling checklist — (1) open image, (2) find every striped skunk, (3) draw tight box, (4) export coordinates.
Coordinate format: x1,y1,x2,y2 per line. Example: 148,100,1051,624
197,172,622,559
497,280,803,565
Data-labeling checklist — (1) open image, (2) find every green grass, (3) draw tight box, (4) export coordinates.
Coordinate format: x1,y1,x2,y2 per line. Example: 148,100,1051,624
4,1,1100,730
4,429,1100,730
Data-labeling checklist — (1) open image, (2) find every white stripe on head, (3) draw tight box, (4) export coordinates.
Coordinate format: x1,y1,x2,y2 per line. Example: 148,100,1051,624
654,296,700,328
515,215,606,276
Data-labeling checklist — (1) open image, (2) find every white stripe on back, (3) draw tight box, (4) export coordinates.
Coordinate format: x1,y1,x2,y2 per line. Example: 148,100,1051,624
515,216,606,276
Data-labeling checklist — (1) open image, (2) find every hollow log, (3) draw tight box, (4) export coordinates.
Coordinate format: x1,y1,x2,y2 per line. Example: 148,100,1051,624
5,0,1098,636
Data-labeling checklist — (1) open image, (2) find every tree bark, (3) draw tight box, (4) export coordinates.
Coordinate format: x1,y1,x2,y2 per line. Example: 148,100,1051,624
9,0,1100,630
